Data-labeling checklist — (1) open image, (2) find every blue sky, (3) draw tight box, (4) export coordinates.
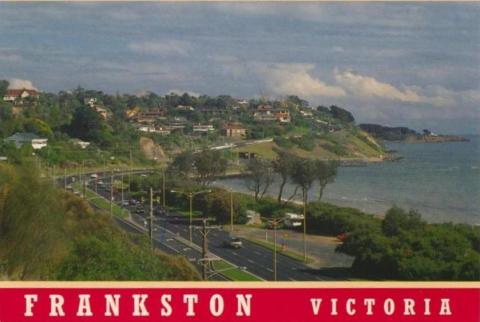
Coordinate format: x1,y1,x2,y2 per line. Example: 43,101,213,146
0,2,479,133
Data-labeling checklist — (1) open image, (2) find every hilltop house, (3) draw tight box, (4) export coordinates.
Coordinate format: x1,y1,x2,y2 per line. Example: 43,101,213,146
5,132,48,149
3,89,39,103
193,124,215,134
222,122,247,138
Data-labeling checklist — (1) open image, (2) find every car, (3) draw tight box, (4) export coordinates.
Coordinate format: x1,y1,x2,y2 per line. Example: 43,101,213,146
223,236,243,249
97,180,105,186
90,174,98,179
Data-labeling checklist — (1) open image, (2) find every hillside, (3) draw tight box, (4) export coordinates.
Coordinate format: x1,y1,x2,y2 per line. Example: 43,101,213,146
0,163,199,280
234,129,387,162
360,123,468,143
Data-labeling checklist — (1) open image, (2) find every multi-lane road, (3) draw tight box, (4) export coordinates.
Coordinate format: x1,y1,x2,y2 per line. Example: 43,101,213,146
66,170,335,281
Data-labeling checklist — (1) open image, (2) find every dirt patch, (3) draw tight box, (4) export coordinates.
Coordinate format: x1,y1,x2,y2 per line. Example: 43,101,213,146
139,137,167,162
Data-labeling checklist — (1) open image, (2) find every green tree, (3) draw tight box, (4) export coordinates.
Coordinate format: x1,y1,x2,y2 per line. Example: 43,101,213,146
245,158,274,201
314,160,339,202
272,149,296,203
194,149,227,186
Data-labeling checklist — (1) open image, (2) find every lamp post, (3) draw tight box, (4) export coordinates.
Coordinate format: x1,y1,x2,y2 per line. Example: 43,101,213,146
170,189,212,243
261,215,302,281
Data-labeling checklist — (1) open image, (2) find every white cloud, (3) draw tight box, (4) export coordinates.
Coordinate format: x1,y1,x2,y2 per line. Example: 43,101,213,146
8,78,38,91
334,69,424,103
259,63,346,98
128,40,190,56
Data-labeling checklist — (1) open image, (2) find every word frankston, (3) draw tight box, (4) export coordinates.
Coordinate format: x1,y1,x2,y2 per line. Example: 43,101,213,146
23,293,452,318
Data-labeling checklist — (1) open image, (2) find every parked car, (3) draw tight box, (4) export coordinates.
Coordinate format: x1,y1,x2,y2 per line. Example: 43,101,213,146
223,236,243,249
90,173,98,179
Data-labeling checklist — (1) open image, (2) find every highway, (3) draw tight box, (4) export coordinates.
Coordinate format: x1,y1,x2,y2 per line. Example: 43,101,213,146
66,170,334,281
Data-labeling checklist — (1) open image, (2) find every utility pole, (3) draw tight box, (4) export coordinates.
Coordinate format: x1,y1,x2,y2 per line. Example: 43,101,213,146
162,171,166,208
110,170,114,216
230,190,234,233
202,219,208,280
121,172,124,205
149,187,154,250
63,168,67,191
83,174,86,198
196,218,221,281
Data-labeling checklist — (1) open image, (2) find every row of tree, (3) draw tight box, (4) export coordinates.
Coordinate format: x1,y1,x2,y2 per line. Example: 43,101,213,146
245,149,339,205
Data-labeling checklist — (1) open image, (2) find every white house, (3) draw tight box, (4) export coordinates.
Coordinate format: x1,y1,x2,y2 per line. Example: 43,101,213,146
3,89,39,102
5,132,48,150
283,212,304,228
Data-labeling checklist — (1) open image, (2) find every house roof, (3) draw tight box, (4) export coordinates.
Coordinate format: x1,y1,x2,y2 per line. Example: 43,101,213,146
4,89,39,97
5,132,45,142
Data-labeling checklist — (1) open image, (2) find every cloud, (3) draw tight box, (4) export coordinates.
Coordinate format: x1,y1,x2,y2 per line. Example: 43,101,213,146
8,78,38,91
334,69,424,103
259,63,346,98
128,40,190,56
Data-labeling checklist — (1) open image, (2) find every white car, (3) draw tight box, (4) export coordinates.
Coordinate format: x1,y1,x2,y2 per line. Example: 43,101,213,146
90,173,98,179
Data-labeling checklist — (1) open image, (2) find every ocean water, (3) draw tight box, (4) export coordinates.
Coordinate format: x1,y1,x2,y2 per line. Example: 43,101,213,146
216,135,480,224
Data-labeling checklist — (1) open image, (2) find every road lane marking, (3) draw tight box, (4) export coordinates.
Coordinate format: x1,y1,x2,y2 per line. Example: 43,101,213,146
266,268,273,272
232,252,238,256
254,251,262,255
247,259,254,264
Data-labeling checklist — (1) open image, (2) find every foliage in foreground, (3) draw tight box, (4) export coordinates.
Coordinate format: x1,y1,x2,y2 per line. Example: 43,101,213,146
337,207,480,280
0,163,199,280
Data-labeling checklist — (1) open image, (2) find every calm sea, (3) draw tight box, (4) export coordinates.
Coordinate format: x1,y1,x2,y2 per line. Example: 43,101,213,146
216,135,480,224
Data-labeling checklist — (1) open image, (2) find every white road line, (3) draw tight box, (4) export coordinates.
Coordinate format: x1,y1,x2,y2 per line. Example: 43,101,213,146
232,252,238,256
266,268,273,272
183,247,191,251
247,259,254,264
254,251,262,256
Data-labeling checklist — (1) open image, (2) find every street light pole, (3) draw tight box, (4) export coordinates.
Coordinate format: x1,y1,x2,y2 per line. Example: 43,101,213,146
189,192,193,243
303,192,307,262
150,187,154,250
273,220,277,281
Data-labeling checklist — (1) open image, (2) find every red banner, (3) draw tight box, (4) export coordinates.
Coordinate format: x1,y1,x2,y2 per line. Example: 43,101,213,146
0,283,478,322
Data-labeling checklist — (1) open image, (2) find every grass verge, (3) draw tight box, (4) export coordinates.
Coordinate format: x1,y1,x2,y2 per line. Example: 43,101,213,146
72,183,128,218
212,260,263,281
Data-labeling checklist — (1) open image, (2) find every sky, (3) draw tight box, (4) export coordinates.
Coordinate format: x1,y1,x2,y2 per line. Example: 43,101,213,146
0,3,479,134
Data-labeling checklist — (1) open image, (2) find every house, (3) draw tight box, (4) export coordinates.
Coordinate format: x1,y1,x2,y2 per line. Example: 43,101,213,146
137,125,171,135
133,109,166,124
300,110,313,118
253,110,290,123
256,104,273,111
3,89,39,103
283,213,304,228
193,124,215,134
253,110,277,122
274,110,291,123
72,139,91,149
245,210,261,225
5,132,48,149
222,122,247,138
0,156,7,162
176,105,195,111
94,106,109,119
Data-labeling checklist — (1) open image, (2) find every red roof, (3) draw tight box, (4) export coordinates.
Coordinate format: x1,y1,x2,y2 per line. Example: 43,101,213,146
4,89,39,97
